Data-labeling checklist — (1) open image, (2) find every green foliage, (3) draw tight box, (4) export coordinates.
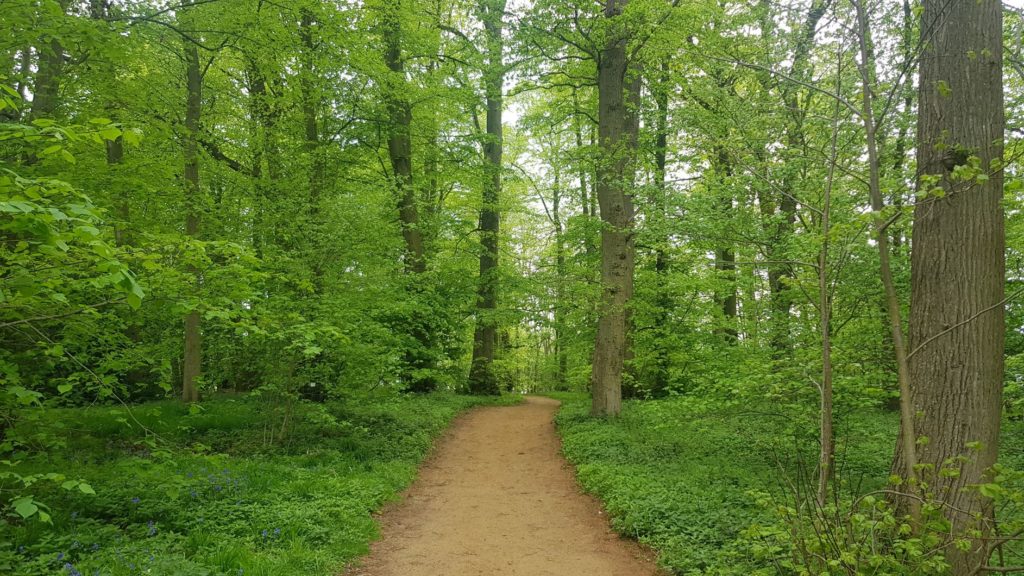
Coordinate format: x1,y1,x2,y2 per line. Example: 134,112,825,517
0,392,516,575
553,393,912,574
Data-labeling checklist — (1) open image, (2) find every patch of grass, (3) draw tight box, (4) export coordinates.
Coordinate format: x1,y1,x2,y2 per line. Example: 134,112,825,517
1,391,519,575
551,393,899,574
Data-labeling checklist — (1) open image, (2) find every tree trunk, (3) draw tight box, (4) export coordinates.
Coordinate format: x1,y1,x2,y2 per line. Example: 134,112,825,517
590,0,636,418
906,1,1005,571
712,148,738,343
552,170,568,389
299,8,326,288
650,61,671,396
181,39,203,404
816,66,841,507
381,1,434,392
382,2,426,275
852,0,920,522
28,39,62,121
468,0,506,396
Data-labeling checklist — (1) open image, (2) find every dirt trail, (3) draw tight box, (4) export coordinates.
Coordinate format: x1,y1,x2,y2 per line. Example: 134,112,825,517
346,396,662,576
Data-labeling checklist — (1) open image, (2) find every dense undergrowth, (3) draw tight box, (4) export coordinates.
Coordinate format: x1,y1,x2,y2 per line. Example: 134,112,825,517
1,392,517,576
551,392,1024,575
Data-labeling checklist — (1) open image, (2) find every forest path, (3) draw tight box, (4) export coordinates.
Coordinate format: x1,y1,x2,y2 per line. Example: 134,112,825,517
345,395,663,576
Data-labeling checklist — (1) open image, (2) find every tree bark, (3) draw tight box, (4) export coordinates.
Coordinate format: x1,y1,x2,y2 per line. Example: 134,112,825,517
712,148,737,343
299,8,326,288
381,1,434,392
650,61,671,396
468,0,506,396
552,170,568,389
852,0,920,522
904,1,1005,570
181,38,203,404
28,41,62,121
382,2,426,275
590,0,636,418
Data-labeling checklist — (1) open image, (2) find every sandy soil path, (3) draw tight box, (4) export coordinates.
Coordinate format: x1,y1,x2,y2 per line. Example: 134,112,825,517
346,396,662,576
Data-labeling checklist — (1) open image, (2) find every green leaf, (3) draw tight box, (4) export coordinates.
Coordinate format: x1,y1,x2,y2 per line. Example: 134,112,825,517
13,497,38,519
78,483,95,495
57,383,73,395
99,127,121,141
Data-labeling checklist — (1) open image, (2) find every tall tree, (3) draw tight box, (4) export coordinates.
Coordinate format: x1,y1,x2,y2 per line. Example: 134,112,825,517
181,34,203,403
590,0,637,417
468,0,507,396
905,0,1005,570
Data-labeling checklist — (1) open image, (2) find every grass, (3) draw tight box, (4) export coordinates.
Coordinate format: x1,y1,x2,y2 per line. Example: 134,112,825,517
549,393,931,574
1,391,519,576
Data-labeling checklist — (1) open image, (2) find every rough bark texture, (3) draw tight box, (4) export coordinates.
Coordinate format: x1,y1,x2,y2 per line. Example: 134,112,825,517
903,1,1005,571
468,0,506,396
181,40,203,403
590,0,635,418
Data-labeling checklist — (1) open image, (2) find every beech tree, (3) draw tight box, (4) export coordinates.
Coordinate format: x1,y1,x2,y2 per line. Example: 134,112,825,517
590,0,638,417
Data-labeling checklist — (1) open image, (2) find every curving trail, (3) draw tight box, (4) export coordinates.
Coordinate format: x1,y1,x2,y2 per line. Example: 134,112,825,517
346,396,663,576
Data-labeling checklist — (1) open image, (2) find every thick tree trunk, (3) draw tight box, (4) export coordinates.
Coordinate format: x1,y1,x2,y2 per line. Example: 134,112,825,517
381,1,434,392
590,0,635,418
468,0,506,396
181,39,203,404
28,39,62,121
905,1,1005,571
382,2,426,275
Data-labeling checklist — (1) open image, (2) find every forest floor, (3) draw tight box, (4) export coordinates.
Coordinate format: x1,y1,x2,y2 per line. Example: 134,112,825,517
346,396,663,576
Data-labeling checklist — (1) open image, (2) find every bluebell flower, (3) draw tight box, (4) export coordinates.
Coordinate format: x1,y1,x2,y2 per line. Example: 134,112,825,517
70,511,78,519
91,543,100,551
57,552,65,561
147,521,157,536
64,563,82,576
273,528,281,537
261,529,268,539
130,497,140,504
